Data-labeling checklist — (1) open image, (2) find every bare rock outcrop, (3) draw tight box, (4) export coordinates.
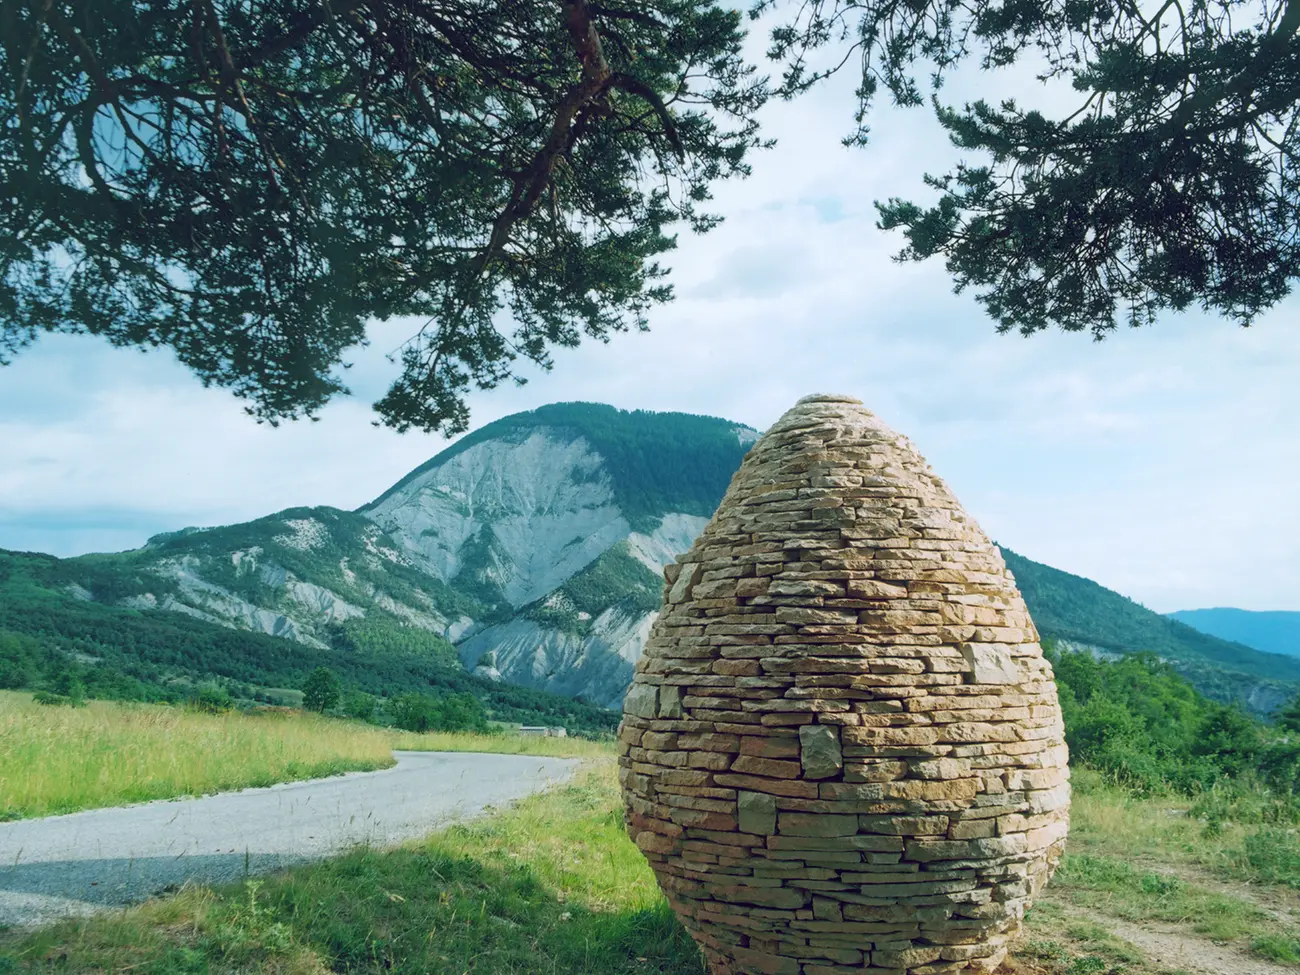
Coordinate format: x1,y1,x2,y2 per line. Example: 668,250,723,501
619,394,1070,975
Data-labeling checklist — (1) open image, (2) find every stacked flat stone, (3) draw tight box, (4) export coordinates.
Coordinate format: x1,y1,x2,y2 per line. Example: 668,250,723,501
619,394,1069,975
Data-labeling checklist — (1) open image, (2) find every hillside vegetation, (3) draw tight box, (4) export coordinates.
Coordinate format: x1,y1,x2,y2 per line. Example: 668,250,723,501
1004,548,1300,711
1049,645,1300,798
0,550,620,735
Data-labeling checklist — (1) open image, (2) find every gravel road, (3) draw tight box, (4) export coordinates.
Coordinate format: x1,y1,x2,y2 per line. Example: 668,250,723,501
0,750,579,928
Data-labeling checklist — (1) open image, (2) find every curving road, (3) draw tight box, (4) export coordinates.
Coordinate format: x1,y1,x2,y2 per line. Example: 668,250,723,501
0,750,579,928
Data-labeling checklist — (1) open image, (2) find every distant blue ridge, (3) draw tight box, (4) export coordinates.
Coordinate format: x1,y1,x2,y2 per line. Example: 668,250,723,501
1167,608,1300,660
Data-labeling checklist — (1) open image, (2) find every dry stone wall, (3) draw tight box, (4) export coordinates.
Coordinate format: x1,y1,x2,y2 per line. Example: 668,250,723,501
618,394,1070,975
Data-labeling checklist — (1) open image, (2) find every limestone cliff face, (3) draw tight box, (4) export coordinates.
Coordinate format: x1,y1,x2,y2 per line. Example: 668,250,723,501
129,509,463,648
363,430,634,608
354,405,750,701
619,394,1069,975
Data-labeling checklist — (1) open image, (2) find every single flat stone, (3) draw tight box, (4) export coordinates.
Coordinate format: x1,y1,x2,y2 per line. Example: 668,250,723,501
961,643,1021,684
800,723,843,780
623,683,658,719
737,791,777,835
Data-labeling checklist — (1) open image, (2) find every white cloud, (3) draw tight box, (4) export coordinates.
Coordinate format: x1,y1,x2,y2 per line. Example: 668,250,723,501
0,39,1296,613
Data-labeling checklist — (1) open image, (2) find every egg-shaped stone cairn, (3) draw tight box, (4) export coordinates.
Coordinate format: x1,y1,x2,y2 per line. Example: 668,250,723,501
619,394,1070,975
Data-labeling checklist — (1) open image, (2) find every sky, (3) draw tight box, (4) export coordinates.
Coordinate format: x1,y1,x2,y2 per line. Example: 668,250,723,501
2,23,1297,615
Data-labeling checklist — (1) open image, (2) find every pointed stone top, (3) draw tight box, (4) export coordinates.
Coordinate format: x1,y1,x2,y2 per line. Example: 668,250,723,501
764,391,897,444
794,393,863,405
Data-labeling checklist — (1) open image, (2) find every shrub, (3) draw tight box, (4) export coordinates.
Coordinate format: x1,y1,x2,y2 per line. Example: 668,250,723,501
343,690,377,722
390,692,489,734
301,667,342,714
188,684,235,713
32,690,85,707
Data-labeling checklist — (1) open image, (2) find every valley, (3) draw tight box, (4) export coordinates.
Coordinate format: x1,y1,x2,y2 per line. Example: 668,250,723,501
1,402,1295,723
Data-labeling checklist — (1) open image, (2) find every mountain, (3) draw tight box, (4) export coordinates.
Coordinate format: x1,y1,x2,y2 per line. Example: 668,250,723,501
355,403,756,705
2,400,1295,718
0,403,757,712
1002,550,1300,714
1167,609,1300,660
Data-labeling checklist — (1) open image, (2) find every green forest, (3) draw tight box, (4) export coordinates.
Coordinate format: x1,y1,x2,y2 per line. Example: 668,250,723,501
0,551,619,735
1050,644,1300,797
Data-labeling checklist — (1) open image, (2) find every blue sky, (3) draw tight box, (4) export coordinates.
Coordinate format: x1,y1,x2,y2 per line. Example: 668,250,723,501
1,36,1297,614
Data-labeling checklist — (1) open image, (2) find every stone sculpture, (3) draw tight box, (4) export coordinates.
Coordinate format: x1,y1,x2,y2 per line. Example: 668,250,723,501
619,394,1070,975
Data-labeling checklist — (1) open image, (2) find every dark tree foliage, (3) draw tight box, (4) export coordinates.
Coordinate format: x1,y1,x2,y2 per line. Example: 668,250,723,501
763,0,1300,335
389,690,489,733
301,664,341,712
1278,693,1300,734
1048,646,1285,794
1,0,766,434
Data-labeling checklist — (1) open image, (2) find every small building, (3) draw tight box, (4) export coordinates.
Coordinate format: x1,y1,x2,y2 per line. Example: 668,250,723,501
518,725,567,737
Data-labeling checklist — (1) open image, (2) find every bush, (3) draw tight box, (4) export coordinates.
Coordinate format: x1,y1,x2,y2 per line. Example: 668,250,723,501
301,667,342,714
32,690,85,707
343,689,376,722
51,669,86,705
188,684,235,713
389,692,489,734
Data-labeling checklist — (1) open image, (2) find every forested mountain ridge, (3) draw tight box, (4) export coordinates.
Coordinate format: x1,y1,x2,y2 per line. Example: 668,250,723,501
1003,549,1300,714
1,401,1294,718
362,402,759,532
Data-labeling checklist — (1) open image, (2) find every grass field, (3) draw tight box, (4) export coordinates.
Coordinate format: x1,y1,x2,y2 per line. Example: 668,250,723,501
0,691,611,820
387,727,613,760
6,694,1300,974
1016,768,1300,974
7,762,1300,975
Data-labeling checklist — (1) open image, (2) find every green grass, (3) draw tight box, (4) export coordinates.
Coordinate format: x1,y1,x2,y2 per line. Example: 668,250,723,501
1017,902,1154,975
0,691,612,820
1051,852,1281,944
1033,768,1300,966
8,727,1300,975
1217,825,1300,889
0,762,704,975
1066,767,1300,889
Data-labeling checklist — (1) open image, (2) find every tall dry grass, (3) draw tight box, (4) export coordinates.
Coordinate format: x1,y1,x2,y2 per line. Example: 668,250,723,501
0,691,613,820
0,691,397,819
388,727,613,760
